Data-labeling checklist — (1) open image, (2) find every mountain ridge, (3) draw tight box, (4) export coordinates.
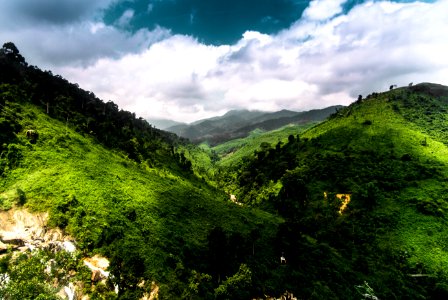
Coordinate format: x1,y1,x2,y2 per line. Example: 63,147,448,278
166,105,343,145
2,41,448,299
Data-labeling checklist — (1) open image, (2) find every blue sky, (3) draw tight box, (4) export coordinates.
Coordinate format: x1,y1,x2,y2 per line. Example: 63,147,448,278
0,0,446,123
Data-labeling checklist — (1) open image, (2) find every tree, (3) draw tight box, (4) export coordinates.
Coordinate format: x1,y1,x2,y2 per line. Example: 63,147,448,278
277,169,309,216
288,134,295,143
207,226,228,283
214,264,252,300
0,42,26,65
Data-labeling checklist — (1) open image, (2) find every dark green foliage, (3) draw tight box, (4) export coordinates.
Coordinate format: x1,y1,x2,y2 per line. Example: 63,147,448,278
2,44,448,299
217,83,448,298
16,188,26,205
0,45,188,174
0,42,26,66
214,264,252,300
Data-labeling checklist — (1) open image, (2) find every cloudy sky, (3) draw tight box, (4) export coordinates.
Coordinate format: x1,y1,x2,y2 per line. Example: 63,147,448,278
1,0,447,123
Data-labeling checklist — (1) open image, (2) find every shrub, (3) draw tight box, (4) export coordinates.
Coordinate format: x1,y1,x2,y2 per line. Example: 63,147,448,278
16,188,26,206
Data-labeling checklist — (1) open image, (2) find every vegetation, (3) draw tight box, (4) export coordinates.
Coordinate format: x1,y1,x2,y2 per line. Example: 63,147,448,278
167,107,339,145
2,42,448,299
224,84,448,298
0,42,280,299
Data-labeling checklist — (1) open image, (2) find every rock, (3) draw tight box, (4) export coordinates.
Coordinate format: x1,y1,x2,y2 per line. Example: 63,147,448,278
91,269,103,282
83,255,111,284
1,238,25,246
0,241,7,254
62,241,76,253
64,282,76,300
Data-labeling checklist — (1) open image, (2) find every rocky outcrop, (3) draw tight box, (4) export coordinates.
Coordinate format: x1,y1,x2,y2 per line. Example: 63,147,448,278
0,208,119,299
0,208,76,254
83,255,110,282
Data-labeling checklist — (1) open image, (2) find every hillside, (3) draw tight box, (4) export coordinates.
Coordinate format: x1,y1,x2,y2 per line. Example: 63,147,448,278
224,83,448,299
0,43,281,299
214,124,316,168
3,41,448,299
166,106,342,145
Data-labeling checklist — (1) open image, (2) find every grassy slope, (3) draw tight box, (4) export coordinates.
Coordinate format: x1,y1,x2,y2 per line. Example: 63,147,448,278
215,124,315,167
181,124,315,198
0,103,280,296
302,88,448,282
212,124,316,168
218,85,448,298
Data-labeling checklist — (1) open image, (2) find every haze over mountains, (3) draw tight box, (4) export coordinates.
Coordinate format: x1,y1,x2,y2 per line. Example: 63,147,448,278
2,42,448,299
158,106,342,145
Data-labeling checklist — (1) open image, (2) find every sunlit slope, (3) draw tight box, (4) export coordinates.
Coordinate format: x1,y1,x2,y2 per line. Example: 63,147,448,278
303,84,448,272
227,83,448,298
0,103,279,295
213,124,316,168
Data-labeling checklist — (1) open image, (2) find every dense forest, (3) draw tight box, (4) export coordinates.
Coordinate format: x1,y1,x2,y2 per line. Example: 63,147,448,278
1,42,448,299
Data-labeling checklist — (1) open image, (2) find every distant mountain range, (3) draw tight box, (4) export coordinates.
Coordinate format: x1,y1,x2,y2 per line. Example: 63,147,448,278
147,118,185,130
162,106,343,145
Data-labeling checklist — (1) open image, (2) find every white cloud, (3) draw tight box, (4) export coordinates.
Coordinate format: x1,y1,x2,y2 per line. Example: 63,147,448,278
55,0,448,123
2,0,448,124
302,0,348,21
117,9,135,28
0,0,168,68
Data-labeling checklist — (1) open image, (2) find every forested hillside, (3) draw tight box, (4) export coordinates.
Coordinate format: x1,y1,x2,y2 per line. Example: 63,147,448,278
1,41,448,300
166,106,341,146
0,43,281,299
223,83,448,298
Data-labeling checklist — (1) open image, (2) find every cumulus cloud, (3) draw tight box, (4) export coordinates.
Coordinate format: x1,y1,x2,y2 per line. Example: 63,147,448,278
0,0,169,68
302,0,348,21
0,22,169,68
0,0,113,26
2,0,448,123
55,0,448,123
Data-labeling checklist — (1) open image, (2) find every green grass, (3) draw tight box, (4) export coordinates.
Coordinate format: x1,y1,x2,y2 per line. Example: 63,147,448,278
213,123,316,168
0,103,281,297
296,91,448,280
215,86,448,298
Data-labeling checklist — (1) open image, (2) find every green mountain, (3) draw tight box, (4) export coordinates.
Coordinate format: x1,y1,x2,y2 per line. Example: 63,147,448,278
2,41,448,299
224,83,448,298
0,43,280,299
166,106,342,145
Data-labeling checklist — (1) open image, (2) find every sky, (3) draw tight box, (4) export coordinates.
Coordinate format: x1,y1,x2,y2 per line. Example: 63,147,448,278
0,0,447,123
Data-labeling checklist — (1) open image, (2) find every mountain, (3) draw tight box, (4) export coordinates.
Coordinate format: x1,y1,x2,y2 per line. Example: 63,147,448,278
3,41,448,299
0,42,280,299
166,106,342,145
146,118,186,130
219,82,448,299
191,109,266,125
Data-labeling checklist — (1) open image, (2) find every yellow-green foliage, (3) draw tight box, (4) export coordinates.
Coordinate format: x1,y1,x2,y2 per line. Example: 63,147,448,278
0,103,280,297
214,123,315,168
290,90,448,279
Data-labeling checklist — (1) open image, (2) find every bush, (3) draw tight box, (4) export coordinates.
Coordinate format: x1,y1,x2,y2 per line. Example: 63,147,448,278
215,264,252,300
16,188,26,206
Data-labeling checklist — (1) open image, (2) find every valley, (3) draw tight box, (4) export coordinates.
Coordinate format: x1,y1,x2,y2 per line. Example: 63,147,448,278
1,43,448,299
